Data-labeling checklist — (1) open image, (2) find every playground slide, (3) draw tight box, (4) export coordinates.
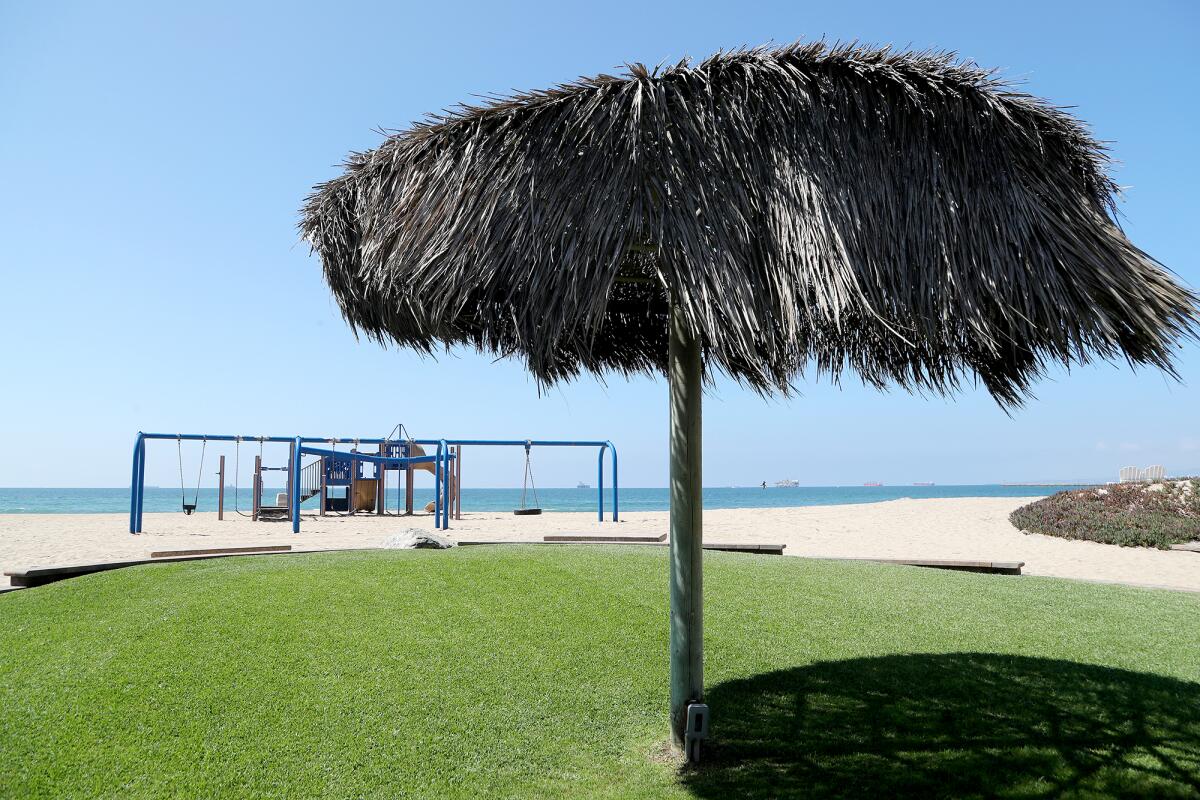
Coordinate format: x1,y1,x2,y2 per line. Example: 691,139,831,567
407,442,436,474
405,443,438,513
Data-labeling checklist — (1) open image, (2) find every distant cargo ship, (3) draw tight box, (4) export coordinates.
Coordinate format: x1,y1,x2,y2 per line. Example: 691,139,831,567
576,482,590,489
863,482,883,487
774,479,800,487
912,482,935,486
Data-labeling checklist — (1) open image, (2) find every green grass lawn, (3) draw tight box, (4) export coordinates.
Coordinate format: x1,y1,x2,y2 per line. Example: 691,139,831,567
1,546,1198,798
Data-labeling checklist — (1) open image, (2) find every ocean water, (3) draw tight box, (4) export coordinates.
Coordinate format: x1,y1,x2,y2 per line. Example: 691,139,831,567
0,485,1089,515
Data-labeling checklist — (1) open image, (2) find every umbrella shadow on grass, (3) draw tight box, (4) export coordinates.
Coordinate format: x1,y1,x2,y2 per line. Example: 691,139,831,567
682,653,1200,799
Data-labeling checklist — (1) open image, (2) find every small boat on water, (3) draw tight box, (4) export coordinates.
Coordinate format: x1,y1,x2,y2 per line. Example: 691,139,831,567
774,479,800,487
863,482,883,487
576,482,590,489
912,482,935,486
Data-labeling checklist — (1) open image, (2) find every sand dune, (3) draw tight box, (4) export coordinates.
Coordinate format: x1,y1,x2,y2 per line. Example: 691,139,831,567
1,497,1196,592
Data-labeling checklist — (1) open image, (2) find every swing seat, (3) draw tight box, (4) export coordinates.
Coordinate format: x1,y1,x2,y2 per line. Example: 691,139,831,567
513,508,542,516
177,437,207,518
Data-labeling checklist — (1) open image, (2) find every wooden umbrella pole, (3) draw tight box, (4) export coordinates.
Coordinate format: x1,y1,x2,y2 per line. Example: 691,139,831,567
668,299,703,750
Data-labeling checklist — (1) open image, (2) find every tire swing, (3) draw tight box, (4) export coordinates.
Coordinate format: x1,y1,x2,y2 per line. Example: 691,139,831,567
513,441,542,516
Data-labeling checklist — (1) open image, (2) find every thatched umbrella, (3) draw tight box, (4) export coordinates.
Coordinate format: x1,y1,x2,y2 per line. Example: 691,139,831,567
300,42,1198,755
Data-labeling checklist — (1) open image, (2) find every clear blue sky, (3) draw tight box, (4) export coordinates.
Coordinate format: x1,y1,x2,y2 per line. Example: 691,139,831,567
1,0,1197,489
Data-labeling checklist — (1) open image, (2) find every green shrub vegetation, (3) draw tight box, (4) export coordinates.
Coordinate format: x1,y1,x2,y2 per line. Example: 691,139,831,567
1,546,1198,798
1011,479,1200,548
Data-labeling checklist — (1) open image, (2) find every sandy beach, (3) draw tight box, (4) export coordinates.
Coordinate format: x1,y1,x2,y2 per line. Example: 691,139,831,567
1,497,1195,593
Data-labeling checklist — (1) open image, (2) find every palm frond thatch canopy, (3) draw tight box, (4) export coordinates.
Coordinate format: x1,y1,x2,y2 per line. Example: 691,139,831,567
300,42,1197,405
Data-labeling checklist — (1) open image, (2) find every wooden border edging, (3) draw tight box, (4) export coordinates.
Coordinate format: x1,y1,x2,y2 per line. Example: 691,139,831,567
543,533,668,543
460,541,1023,573
816,557,1025,575
150,545,293,558
459,540,786,555
4,548,344,589
3,543,1029,593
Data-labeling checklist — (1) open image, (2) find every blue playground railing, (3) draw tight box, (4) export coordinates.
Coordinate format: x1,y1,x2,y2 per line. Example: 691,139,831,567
290,442,448,533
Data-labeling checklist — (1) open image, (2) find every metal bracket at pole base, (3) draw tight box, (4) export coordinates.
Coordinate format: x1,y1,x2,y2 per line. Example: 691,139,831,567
684,702,710,763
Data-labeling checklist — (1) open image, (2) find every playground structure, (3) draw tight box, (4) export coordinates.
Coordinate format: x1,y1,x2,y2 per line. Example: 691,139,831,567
129,432,618,533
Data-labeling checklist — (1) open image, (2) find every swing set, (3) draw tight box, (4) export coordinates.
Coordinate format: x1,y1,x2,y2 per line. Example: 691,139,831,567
130,432,619,533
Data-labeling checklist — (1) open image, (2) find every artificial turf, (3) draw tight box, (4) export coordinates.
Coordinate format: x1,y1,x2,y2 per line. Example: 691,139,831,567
1,546,1197,798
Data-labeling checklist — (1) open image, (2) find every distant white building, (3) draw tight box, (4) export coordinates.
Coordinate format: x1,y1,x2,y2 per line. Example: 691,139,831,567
1119,465,1165,482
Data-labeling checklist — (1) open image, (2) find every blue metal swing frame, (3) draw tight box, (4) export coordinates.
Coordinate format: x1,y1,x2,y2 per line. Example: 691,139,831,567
129,433,618,533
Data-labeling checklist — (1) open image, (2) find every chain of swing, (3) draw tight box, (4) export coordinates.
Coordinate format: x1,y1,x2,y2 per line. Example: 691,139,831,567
177,435,261,519
230,436,267,518
176,435,206,515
